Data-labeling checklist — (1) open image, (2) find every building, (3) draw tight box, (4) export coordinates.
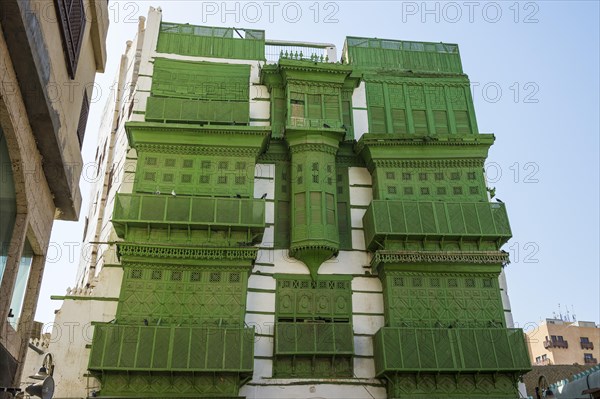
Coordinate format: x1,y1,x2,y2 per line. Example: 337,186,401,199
522,364,599,398
46,7,530,398
0,0,108,391
527,318,600,367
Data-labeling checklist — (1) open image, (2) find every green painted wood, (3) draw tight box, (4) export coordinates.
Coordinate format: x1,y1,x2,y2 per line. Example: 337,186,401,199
274,161,291,249
346,36,463,74
365,80,476,136
145,97,250,124
372,327,531,375
336,166,352,250
362,200,511,251
89,325,255,372
147,59,251,124
151,58,250,100
156,23,265,60
380,270,506,329
275,322,354,355
273,276,354,378
116,266,250,326
112,194,265,239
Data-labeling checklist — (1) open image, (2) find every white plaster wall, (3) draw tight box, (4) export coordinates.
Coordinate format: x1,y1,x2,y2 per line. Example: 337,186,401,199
352,82,367,109
353,109,369,141
354,336,374,357
319,251,369,275
260,226,275,248
240,382,386,399
250,97,270,119
248,274,276,291
349,167,372,186
352,230,367,251
246,292,276,313
349,187,373,206
352,277,382,292
353,293,384,314
352,315,386,335
50,302,118,398
351,208,367,228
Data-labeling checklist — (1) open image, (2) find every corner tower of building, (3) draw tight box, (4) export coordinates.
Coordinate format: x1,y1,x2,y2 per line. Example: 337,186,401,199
346,36,530,398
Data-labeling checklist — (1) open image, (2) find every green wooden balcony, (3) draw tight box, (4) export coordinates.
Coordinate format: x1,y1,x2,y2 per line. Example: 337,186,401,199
112,193,265,238
145,96,250,125
373,327,531,376
362,200,511,251
275,322,354,356
88,324,254,374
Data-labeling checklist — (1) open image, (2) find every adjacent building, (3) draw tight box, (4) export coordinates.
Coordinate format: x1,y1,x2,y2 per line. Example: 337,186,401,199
527,319,600,367
47,7,530,398
0,0,108,390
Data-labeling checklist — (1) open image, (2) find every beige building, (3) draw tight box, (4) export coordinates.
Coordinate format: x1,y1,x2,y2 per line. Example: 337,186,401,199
0,0,108,390
527,319,600,367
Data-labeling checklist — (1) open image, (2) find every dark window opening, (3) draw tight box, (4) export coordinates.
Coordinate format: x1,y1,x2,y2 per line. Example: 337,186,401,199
55,0,87,79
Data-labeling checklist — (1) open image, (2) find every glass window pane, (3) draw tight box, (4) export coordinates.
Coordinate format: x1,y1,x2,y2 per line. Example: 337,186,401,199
0,126,17,283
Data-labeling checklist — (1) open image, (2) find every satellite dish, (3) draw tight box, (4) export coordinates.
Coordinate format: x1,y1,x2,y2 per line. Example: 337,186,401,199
25,376,54,399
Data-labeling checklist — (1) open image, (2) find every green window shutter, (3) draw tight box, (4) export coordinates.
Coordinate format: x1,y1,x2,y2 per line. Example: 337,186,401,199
290,92,305,119
272,90,286,138
307,94,322,120
326,193,336,224
336,166,352,249
55,0,87,79
342,99,353,139
295,192,306,225
310,192,322,224
391,108,408,134
274,163,291,249
412,110,428,134
434,110,449,134
454,110,472,134
324,95,340,121
370,106,387,133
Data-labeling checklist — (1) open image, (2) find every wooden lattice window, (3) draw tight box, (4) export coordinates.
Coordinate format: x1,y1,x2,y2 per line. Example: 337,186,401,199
55,0,87,79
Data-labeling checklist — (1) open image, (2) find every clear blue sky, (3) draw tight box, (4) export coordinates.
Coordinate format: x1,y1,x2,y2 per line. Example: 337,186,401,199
38,1,599,330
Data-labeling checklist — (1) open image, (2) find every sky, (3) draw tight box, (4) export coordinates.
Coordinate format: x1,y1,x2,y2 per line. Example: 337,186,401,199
36,1,600,332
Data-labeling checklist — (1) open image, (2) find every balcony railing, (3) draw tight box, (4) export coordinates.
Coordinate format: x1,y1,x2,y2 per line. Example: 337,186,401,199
265,39,335,63
89,324,254,373
362,200,512,251
275,322,354,356
112,193,265,238
373,327,531,376
581,341,594,350
584,357,598,364
345,37,462,74
544,340,569,349
535,358,552,366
